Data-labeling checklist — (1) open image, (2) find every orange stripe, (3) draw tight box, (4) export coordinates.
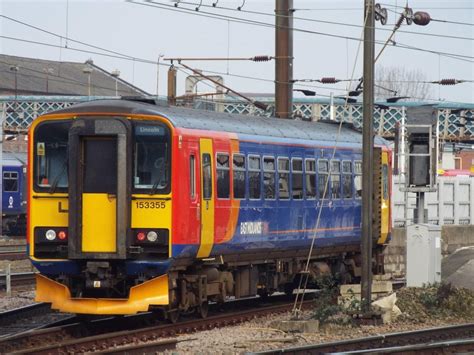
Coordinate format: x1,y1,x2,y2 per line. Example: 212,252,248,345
222,137,240,243
269,226,356,235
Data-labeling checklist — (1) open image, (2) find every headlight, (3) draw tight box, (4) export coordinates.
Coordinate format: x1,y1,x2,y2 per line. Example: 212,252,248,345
58,230,67,240
136,232,146,241
45,229,56,241
147,231,158,242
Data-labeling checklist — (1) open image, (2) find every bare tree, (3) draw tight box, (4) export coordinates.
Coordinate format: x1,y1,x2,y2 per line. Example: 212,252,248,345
374,66,433,100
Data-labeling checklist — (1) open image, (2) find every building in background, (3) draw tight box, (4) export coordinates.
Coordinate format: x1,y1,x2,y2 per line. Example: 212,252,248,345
1,54,150,152
0,54,149,97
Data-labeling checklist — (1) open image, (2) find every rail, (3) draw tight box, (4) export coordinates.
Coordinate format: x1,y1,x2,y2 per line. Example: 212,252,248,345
251,322,474,354
0,295,313,353
0,272,36,291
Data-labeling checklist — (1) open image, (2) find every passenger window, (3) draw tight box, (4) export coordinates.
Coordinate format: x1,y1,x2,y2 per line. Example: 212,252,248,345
383,164,389,200
354,160,362,199
318,160,329,199
3,172,19,192
292,158,303,199
342,161,353,199
216,153,230,199
263,157,276,199
305,159,316,199
248,155,261,199
278,158,290,200
190,155,195,199
330,160,341,199
233,154,246,199
202,153,212,200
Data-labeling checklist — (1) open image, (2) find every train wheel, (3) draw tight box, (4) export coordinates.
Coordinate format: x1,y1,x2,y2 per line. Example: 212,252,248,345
284,283,294,296
166,309,180,324
258,289,269,301
197,301,209,319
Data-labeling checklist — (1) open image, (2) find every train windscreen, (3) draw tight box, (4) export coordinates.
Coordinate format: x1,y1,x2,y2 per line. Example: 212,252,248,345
133,123,170,194
34,121,71,193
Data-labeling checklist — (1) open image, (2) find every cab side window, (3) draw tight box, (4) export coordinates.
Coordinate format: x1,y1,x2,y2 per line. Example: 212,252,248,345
305,159,316,199
217,153,230,199
3,172,18,192
278,158,290,199
342,161,353,199
202,154,212,200
190,155,196,199
263,157,276,199
233,154,246,199
248,155,261,199
318,160,329,199
330,160,341,199
292,158,303,199
354,160,362,198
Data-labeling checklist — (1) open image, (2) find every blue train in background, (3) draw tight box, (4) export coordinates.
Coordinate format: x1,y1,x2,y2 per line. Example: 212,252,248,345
2,152,27,236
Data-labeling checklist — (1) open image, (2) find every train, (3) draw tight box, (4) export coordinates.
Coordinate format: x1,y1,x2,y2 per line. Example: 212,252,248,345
2,152,27,236
28,99,392,320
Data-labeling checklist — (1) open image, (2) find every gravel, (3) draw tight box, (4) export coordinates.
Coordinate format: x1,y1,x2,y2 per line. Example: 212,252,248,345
171,309,473,354
171,285,474,354
0,290,36,312
0,237,36,311
1,238,471,354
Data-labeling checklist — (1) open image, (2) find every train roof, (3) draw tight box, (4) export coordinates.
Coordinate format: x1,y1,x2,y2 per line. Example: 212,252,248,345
2,152,27,167
49,99,388,147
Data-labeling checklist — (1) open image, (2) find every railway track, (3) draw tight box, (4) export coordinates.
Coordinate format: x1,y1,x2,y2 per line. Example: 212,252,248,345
0,303,76,340
0,272,36,289
0,295,313,353
252,322,474,354
0,243,26,260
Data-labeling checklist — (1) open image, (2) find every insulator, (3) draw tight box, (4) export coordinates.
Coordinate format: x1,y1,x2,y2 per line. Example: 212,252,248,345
413,11,431,26
380,7,388,25
252,55,271,62
320,77,338,84
395,13,405,28
404,7,413,25
439,79,457,86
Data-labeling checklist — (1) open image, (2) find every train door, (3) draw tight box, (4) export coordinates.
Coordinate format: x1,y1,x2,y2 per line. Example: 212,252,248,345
68,119,131,259
81,137,117,253
197,138,214,258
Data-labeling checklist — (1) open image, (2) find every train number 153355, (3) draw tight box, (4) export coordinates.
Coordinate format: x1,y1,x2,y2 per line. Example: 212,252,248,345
135,201,166,209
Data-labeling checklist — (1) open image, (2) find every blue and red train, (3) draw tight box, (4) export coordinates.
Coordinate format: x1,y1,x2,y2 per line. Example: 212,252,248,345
2,152,27,235
28,99,392,318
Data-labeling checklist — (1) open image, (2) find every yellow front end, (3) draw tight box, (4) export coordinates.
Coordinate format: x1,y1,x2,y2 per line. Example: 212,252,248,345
36,274,169,315
378,150,391,244
29,111,174,315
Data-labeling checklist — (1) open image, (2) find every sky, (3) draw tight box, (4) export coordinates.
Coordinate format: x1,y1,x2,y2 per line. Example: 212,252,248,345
0,0,473,104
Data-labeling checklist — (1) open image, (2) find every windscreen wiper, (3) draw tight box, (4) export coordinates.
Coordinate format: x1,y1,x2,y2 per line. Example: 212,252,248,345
48,159,68,194
149,160,166,195
149,174,164,196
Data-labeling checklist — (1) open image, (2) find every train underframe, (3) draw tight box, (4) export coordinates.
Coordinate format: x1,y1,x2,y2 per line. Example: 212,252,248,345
39,244,385,320
2,213,26,236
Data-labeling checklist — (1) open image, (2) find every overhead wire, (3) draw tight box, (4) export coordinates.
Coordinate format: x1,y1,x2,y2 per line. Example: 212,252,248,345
0,14,136,60
0,33,351,96
1,13,354,94
2,7,472,103
167,0,474,42
381,3,474,26
129,0,474,63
